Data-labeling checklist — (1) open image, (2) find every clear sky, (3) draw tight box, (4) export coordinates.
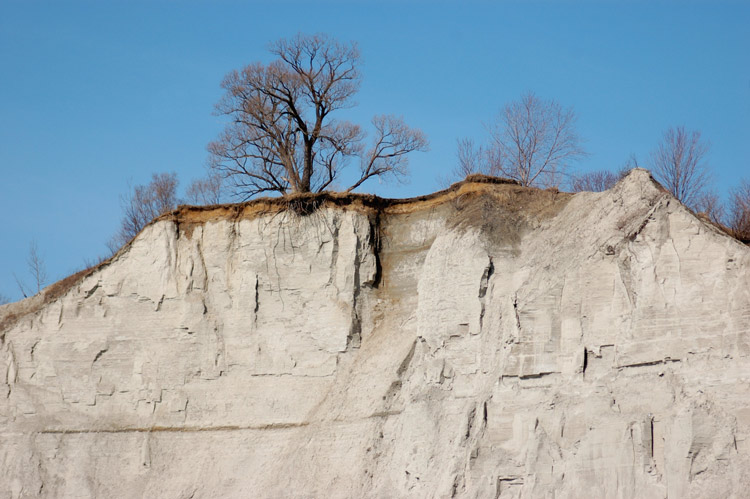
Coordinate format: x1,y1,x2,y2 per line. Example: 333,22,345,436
1,1,748,302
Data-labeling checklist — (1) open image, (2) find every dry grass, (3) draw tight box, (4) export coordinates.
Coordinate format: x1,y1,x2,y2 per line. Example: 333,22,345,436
693,211,750,244
447,183,573,250
0,265,102,338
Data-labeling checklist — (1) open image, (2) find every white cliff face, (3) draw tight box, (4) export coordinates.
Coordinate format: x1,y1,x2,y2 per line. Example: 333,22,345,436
2,169,750,498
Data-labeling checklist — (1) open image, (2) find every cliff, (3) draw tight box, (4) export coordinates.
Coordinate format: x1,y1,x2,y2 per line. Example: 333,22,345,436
2,169,750,498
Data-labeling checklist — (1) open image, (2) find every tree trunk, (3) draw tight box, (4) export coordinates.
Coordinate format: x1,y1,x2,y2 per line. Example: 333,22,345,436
299,140,313,192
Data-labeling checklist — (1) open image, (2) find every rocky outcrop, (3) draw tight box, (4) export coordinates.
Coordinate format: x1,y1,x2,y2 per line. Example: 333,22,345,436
2,169,749,498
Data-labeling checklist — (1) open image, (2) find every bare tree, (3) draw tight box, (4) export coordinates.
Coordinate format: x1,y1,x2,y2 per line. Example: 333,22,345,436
208,33,428,199
186,171,224,205
450,137,500,179
694,189,725,226
13,273,29,298
485,92,587,187
0,293,9,305
12,240,48,298
650,126,711,210
728,178,750,241
454,137,482,177
27,240,48,293
109,172,179,252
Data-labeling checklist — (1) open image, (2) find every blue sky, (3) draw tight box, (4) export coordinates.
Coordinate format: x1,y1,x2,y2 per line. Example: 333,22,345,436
1,1,748,301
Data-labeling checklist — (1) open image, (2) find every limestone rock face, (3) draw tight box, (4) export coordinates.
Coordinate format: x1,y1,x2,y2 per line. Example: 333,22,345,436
2,169,750,498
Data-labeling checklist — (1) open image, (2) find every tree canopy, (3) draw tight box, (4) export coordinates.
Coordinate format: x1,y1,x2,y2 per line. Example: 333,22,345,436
452,92,586,188
208,33,428,199
650,126,711,210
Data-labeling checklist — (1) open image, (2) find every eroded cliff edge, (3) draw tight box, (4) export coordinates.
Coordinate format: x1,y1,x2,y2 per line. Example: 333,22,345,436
2,169,750,498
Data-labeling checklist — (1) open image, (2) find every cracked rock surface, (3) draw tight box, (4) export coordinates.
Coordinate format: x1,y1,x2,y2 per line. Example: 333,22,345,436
1,169,750,498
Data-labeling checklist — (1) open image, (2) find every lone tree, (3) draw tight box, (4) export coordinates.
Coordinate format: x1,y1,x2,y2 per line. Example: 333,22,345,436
208,33,428,198
12,240,48,298
452,92,586,187
650,126,711,210
489,92,586,187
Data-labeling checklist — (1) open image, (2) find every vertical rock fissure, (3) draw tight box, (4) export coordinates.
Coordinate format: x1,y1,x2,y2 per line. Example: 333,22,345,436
513,293,522,334
582,348,588,376
195,227,209,293
327,221,340,287
254,275,259,315
346,225,362,351
478,256,495,333
650,416,655,460
346,217,380,351
368,211,383,288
